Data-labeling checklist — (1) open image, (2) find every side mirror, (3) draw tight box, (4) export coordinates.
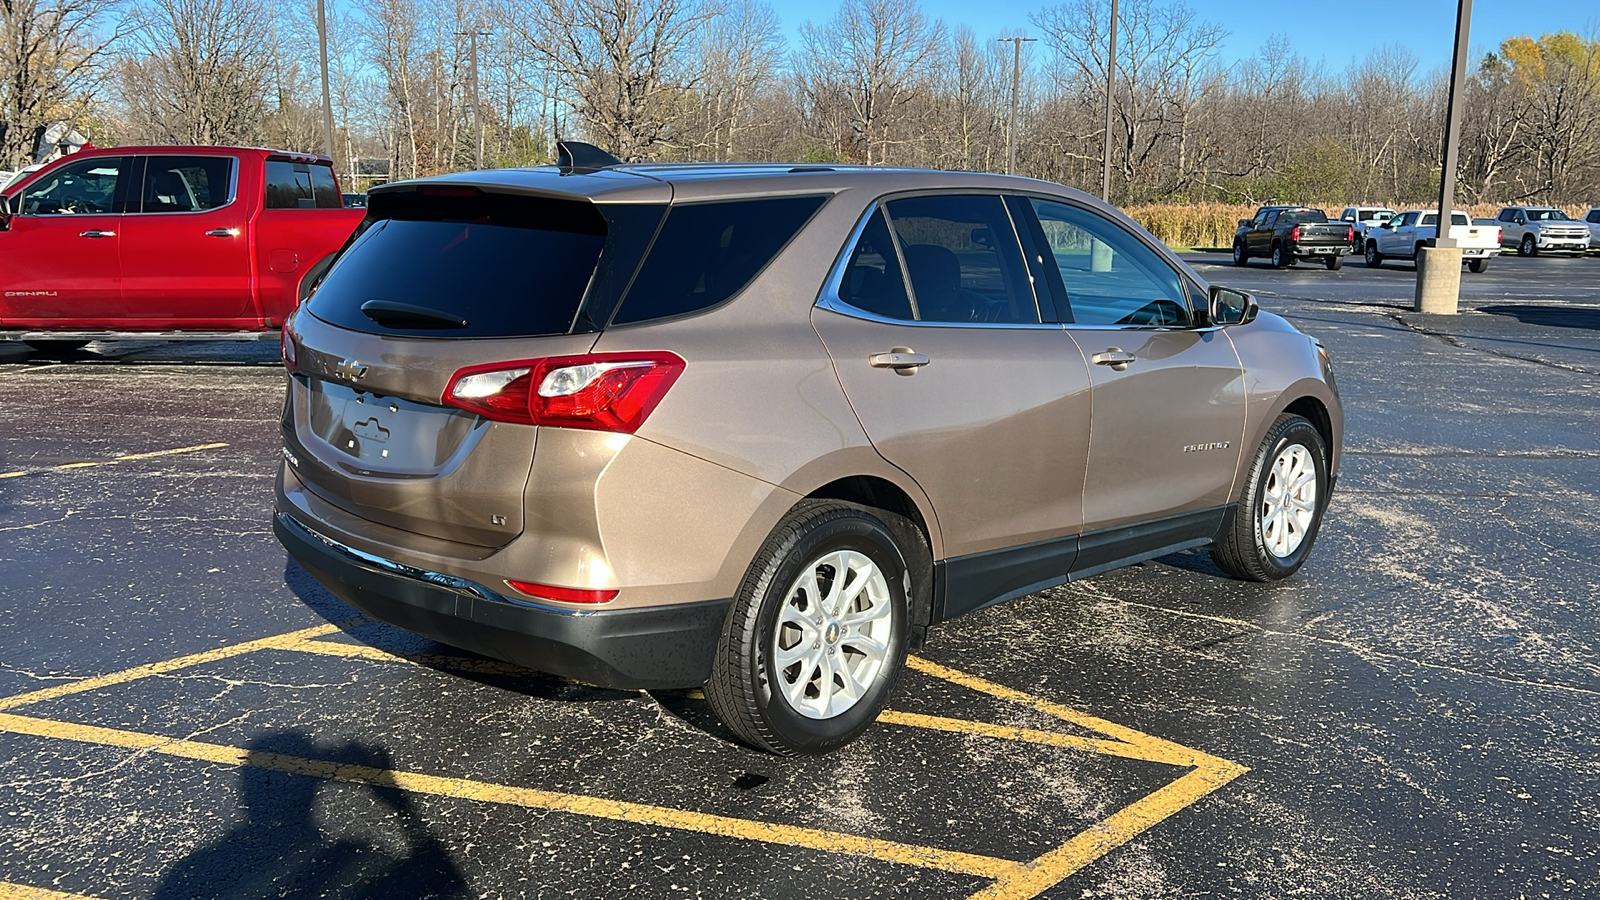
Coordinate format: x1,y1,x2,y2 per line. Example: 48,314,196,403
1207,285,1258,327
1238,219,1252,229
970,227,992,247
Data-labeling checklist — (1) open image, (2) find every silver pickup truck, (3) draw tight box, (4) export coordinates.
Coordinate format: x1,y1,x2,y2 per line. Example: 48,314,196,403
1495,206,1590,256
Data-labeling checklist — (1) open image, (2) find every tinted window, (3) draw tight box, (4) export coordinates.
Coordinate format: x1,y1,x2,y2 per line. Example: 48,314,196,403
1028,199,1190,327
266,161,342,209
1527,209,1570,221
883,194,1037,324
307,195,609,338
837,209,914,321
139,155,233,212
1278,209,1328,225
1498,209,1516,221
1588,210,1600,224
1420,213,1470,227
610,195,826,326
19,157,122,215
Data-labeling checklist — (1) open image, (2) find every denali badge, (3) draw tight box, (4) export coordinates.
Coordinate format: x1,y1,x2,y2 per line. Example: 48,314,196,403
1183,441,1231,453
336,358,368,380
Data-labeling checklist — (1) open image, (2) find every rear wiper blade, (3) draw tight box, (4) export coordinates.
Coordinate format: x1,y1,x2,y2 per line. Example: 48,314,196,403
359,299,469,329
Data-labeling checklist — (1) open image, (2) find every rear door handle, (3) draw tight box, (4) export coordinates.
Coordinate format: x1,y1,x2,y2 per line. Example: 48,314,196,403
79,230,115,238
205,228,238,237
1091,348,1136,371
869,347,930,375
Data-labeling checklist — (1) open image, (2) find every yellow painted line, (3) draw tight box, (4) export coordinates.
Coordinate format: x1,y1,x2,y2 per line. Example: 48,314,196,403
969,761,1248,899
876,710,1153,760
0,623,348,712
0,442,228,479
0,882,97,900
0,712,1021,881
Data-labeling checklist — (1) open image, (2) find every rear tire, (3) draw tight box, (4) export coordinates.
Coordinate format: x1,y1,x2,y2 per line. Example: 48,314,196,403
1324,254,1343,270
1364,242,1383,267
1271,243,1290,268
1232,239,1248,267
706,500,915,756
1212,414,1329,582
1467,257,1489,274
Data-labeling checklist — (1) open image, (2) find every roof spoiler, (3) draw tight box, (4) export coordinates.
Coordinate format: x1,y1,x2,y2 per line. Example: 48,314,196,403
557,141,621,171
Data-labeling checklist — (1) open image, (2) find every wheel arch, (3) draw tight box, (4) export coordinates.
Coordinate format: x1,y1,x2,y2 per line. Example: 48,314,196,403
802,474,938,630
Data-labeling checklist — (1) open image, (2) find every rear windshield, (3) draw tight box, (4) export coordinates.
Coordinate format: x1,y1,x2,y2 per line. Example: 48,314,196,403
1359,209,1393,222
307,194,615,338
1279,209,1329,225
1420,213,1471,226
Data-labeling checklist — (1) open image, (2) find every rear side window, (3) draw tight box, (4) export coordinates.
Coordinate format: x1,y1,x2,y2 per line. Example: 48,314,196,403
265,161,341,209
610,195,826,326
139,155,233,212
306,194,611,338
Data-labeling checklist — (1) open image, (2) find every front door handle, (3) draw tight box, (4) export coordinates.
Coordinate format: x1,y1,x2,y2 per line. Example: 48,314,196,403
1091,348,1136,371
79,230,115,238
205,228,238,237
869,347,930,376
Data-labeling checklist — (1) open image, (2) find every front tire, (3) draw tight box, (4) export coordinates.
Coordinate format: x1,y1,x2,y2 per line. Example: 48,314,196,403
1364,241,1384,267
706,501,914,755
1519,234,1538,257
1232,239,1249,267
1212,413,1330,582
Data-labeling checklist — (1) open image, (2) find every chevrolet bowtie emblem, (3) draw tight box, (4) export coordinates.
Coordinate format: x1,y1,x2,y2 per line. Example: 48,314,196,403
336,359,368,380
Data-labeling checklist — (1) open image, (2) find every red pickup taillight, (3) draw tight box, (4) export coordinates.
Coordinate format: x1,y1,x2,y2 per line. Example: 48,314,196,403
442,352,685,433
1290,225,1302,241
1346,226,1355,242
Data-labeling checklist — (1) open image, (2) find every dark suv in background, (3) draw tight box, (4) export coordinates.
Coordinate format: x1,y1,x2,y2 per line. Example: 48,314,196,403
275,144,1343,755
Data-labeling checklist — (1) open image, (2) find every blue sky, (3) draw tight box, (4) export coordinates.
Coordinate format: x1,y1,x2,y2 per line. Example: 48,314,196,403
772,0,1598,73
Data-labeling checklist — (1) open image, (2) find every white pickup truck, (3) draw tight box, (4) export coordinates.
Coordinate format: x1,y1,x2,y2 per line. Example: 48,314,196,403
1338,206,1397,253
1362,209,1501,273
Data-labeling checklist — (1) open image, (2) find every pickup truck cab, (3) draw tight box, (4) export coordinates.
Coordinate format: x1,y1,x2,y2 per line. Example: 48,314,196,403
1495,206,1589,257
0,146,365,348
1338,206,1396,253
1363,209,1499,273
1233,206,1355,270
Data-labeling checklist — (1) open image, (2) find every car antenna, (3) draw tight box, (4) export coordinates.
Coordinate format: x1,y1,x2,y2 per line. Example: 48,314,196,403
557,141,622,172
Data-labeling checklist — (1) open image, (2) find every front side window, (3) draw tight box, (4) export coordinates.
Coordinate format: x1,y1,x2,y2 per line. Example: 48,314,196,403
19,157,122,215
139,156,234,212
1028,198,1190,328
881,194,1038,324
1394,212,1416,228
265,161,342,209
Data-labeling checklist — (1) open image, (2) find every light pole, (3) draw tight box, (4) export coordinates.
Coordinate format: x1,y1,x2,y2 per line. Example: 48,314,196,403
1415,0,1473,314
458,29,493,169
315,0,336,162
1101,0,1119,202
998,37,1036,176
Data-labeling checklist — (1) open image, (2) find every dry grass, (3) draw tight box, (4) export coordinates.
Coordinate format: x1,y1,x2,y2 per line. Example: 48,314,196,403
1126,201,1591,249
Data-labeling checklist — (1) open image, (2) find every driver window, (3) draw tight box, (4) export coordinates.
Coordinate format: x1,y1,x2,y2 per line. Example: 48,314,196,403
19,158,123,215
1027,198,1191,327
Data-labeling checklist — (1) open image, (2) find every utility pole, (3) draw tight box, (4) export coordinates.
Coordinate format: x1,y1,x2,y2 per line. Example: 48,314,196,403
1101,0,1119,201
458,29,493,169
316,0,336,162
998,37,1036,176
1415,0,1472,315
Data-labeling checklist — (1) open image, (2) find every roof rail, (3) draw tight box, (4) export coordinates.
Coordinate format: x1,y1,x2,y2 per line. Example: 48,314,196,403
557,141,621,171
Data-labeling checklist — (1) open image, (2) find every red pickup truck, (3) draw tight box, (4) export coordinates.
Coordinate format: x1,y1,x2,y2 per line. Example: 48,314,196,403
0,145,365,348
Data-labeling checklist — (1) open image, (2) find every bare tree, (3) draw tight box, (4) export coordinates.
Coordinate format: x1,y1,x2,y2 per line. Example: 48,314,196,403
798,0,945,165
117,0,273,144
0,0,125,167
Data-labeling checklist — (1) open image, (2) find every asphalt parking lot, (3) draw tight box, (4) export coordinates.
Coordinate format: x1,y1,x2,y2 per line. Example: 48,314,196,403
2,250,1598,898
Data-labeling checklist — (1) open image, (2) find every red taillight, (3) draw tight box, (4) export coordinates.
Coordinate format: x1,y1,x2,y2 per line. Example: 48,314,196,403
1290,225,1302,241
506,580,618,604
1347,226,1355,242
280,323,298,371
442,351,685,433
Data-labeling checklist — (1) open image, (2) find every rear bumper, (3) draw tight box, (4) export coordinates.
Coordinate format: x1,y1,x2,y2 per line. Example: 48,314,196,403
275,510,729,690
1289,242,1347,257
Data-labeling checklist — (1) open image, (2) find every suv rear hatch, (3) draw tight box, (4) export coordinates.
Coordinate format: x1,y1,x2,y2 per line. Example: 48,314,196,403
283,176,670,549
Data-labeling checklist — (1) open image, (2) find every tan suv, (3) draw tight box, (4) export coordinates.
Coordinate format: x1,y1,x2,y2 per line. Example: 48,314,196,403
274,145,1342,755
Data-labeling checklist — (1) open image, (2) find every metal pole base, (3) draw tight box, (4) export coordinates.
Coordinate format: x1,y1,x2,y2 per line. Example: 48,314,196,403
1414,246,1464,314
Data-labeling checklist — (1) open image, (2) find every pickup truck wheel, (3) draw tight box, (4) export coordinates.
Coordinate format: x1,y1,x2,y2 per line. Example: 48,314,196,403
1211,413,1329,582
1519,234,1538,257
1324,254,1342,270
1364,242,1384,267
1270,243,1290,268
1467,257,1489,273
1232,239,1248,266
23,340,88,354
706,500,913,756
